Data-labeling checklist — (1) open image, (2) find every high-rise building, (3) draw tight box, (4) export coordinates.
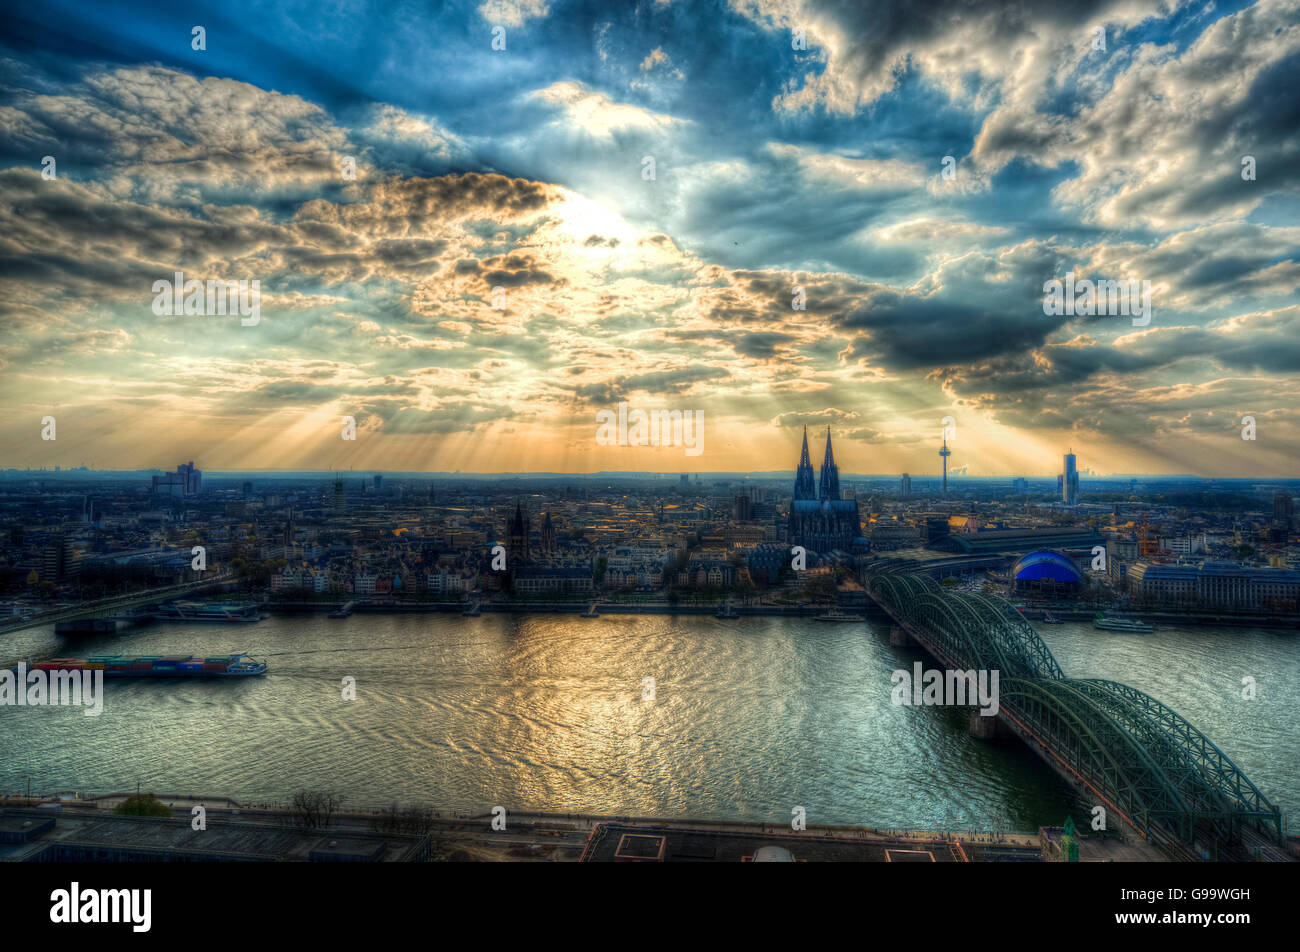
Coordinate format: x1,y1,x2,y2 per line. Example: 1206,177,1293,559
1012,477,1028,495
1274,492,1294,526
899,473,911,497
734,494,751,521
1062,452,1079,506
373,474,383,493
151,460,202,496
43,531,79,581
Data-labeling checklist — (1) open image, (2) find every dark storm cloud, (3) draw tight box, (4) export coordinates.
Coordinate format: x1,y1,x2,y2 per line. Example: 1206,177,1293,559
572,365,730,402
733,331,798,359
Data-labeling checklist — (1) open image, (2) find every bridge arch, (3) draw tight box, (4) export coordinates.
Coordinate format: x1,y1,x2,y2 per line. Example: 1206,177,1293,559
864,567,1283,849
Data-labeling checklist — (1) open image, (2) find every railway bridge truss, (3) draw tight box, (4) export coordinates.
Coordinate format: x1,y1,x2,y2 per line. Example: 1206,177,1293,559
864,566,1285,858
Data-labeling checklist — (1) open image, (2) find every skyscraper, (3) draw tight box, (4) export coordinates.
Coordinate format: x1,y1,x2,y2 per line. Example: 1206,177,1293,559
900,473,911,497
1274,492,1294,527
1062,452,1079,506
151,460,202,496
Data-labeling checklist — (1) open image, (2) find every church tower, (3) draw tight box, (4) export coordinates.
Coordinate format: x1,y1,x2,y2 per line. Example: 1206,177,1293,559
789,427,862,554
541,511,556,558
818,427,840,501
508,501,530,565
793,426,817,500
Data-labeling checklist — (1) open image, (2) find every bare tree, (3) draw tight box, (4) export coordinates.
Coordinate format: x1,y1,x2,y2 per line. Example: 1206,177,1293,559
291,790,343,829
372,801,436,835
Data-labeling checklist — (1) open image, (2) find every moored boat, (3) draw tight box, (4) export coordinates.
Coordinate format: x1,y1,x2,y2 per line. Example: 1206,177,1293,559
814,610,862,622
153,602,260,623
1093,614,1154,633
17,653,267,677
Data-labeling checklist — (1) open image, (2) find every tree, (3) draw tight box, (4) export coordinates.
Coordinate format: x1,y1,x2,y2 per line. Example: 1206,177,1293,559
291,790,343,829
372,802,437,836
114,794,172,818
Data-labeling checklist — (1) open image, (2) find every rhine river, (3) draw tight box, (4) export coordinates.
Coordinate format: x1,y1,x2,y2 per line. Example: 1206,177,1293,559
1,614,1295,833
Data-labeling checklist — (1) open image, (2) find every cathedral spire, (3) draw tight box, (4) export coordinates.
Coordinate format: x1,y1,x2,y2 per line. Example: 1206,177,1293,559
818,427,841,501
793,426,817,500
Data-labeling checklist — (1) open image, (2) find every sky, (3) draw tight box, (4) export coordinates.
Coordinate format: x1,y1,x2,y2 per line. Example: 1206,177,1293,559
1,0,1298,477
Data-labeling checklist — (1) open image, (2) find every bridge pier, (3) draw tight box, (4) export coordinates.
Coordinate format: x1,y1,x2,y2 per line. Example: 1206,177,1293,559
969,711,1001,739
889,626,916,647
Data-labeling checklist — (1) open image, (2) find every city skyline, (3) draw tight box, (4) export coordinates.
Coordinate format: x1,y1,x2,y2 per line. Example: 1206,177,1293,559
3,1,1299,477
5,0,1300,898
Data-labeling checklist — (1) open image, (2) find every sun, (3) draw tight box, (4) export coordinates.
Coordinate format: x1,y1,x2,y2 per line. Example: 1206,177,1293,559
553,193,640,253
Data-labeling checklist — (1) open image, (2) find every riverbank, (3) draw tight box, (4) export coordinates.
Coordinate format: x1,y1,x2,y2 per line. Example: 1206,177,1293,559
1017,606,1299,629
0,793,1057,862
266,598,1298,627
264,599,850,617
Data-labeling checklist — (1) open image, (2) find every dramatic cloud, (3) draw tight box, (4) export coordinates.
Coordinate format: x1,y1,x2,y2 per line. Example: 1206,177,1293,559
0,0,1296,476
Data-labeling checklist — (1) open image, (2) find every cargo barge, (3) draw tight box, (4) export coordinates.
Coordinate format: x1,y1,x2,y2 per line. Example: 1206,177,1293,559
21,653,267,677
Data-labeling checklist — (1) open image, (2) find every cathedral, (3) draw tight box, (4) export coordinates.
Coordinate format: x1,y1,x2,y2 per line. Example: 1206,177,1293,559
789,427,864,553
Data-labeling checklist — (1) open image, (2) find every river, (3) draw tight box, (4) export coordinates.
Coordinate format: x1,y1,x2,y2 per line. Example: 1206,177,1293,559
1,613,1294,833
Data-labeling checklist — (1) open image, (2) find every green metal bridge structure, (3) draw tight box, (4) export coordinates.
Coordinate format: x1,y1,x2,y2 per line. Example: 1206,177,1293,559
862,562,1287,861
0,572,236,638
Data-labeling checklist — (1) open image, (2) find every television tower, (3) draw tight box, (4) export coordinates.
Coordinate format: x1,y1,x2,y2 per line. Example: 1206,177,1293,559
939,436,951,495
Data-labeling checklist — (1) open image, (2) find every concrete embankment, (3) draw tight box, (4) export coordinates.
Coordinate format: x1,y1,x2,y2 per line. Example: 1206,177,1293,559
263,600,841,617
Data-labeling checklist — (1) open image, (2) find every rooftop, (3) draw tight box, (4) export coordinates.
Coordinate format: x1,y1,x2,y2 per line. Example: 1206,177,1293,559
0,808,428,862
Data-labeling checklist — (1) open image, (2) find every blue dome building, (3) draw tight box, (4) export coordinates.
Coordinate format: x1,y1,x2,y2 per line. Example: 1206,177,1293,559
1011,551,1084,596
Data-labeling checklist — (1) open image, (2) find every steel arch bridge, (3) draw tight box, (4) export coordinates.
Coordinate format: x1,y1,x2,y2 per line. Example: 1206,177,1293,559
865,566,1284,852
